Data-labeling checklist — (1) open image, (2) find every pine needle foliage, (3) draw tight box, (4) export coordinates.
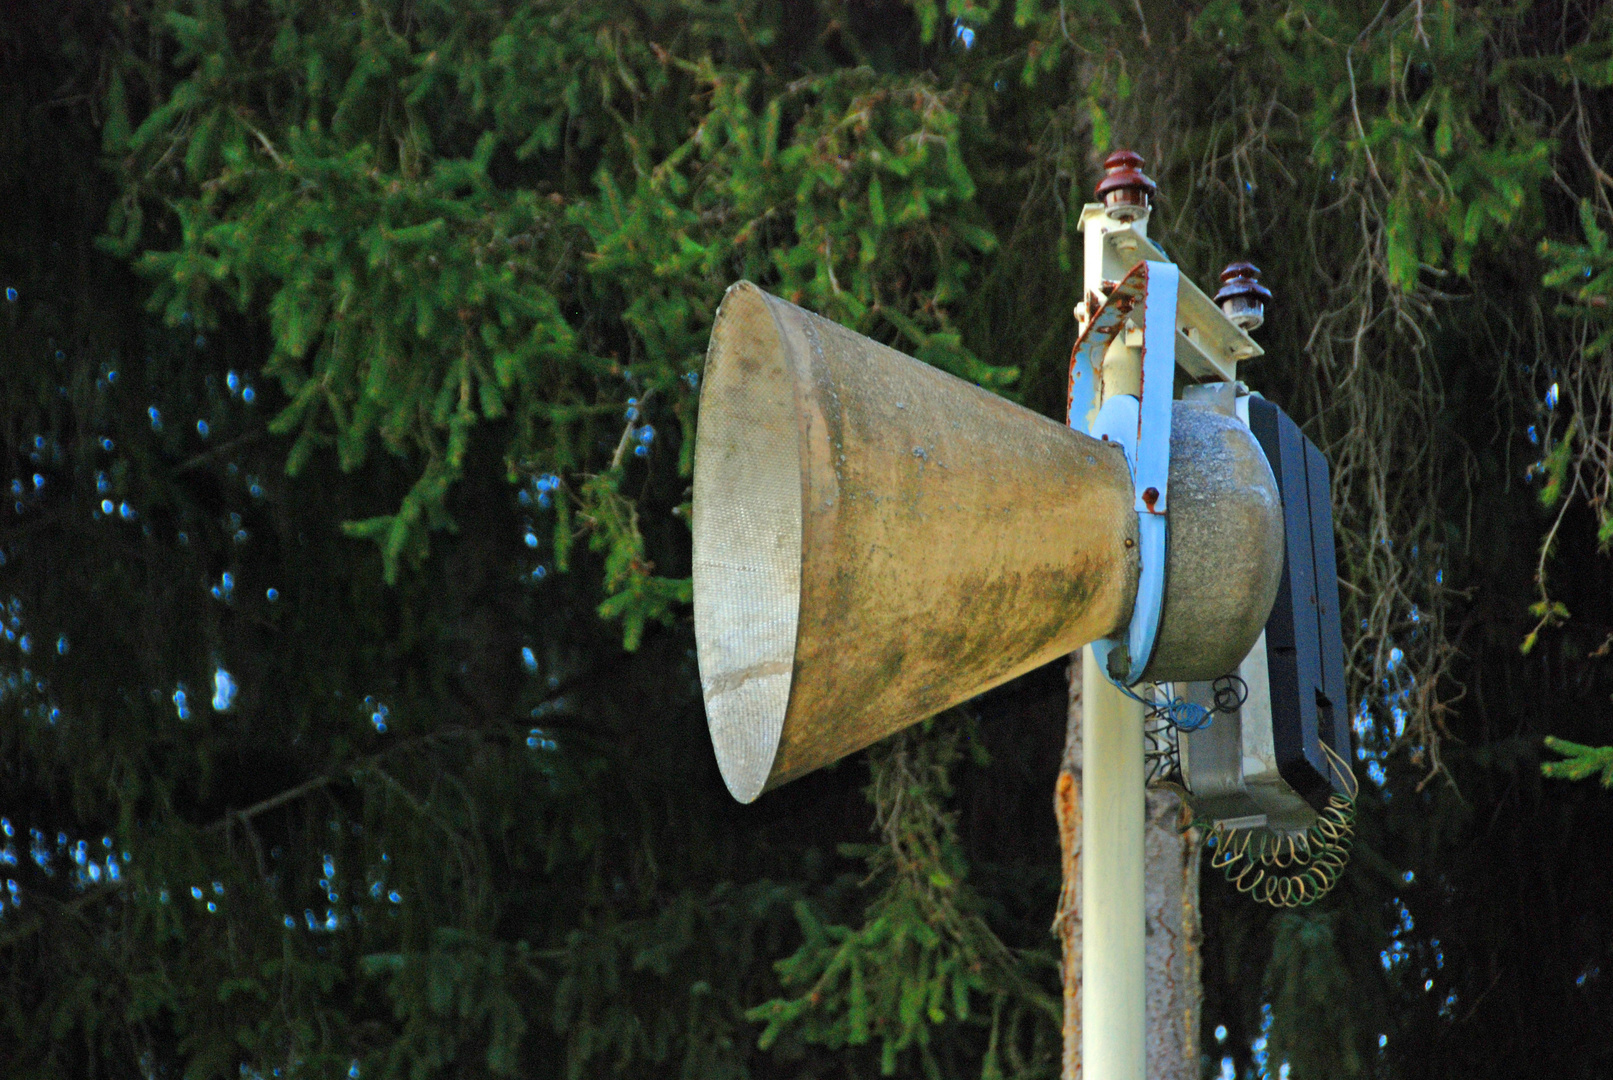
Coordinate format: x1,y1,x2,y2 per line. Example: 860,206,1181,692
102,0,1016,649
10,1,1613,1079
1541,736,1613,787
751,715,1059,1078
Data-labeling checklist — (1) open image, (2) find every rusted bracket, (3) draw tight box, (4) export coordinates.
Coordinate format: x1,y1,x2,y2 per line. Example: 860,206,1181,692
1066,259,1147,431
1103,224,1263,380
1069,259,1179,685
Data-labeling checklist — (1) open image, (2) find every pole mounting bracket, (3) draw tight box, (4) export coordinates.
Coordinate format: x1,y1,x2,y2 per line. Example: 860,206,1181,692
1068,259,1179,686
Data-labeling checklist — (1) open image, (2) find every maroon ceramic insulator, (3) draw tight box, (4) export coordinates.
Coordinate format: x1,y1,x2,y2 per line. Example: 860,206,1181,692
1094,150,1157,221
1214,261,1272,331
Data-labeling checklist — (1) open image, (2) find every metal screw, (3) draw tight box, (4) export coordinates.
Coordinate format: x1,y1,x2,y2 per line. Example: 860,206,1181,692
1214,261,1272,332
1095,150,1157,222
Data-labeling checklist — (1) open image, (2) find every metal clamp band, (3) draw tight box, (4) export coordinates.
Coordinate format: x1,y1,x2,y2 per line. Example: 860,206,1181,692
1067,261,1179,686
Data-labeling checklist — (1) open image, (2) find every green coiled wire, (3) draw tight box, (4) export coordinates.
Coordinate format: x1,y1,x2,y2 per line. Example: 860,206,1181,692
1204,741,1359,908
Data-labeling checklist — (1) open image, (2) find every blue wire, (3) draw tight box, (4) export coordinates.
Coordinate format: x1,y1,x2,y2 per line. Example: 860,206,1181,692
1112,681,1213,732
1162,698,1213,732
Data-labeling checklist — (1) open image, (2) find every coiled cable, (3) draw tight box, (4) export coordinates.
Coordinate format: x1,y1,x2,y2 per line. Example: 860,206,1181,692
1118,674,1247,734
1204,740,1360,908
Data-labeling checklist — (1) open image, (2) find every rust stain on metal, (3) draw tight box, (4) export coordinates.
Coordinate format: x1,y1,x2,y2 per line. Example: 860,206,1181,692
1066,259,1150,424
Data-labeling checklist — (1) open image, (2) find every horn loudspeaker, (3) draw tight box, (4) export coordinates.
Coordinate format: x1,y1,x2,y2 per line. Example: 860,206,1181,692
692,283,1139,802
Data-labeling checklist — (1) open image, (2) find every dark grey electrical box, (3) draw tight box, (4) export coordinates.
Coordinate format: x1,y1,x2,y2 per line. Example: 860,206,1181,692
1246,397,1352,808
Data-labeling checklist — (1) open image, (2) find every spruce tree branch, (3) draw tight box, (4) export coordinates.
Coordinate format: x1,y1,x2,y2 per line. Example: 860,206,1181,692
206,724,484,833
172,429,272,475
2,728,494,952
222,771,340,827
0,505,71,545
1346,48,1385,191
0,889,103,952
234,111,288,170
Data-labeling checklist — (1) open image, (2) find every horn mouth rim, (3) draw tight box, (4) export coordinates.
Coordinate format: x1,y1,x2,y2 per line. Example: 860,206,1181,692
692,282,804,804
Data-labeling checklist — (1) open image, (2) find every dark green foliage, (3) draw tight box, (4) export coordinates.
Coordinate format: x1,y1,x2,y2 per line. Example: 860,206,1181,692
5,3,1075,1076
8,1,1613,1079
751,717,1059,1078
1541,737,1613,786
1263,912,1365,1079
102,0,1015,644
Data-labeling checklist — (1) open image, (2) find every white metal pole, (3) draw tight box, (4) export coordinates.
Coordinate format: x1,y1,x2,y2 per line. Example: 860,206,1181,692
1073,150,1259,1078
1080,330,1146,1080
1076,171,1152,1080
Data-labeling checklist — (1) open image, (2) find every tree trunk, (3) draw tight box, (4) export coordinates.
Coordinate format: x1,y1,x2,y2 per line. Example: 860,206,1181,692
1144,785,1202,1079
1054,657,1084,1079
1057,659,1203,1080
